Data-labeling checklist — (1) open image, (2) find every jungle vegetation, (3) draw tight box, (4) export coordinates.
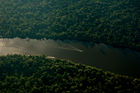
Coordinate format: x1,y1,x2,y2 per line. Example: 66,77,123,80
0,55,140,93
0,0,140,92
0,0,139,50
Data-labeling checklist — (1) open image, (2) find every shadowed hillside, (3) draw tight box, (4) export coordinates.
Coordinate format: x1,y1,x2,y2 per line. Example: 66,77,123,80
0,55,140,93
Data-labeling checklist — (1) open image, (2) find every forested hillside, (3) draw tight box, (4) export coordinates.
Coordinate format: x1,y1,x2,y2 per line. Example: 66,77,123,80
0,0,139,50
0,55,139,93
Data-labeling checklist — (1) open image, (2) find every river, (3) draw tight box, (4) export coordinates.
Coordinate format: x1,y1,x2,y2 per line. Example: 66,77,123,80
0,38,140,77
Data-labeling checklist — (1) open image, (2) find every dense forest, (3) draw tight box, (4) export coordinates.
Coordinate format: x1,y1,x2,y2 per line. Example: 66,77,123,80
0,0,140,92
0,0,139,50
0,55,139,93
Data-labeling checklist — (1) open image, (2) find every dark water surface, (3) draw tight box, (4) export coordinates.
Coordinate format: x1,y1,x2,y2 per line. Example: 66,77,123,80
0,38,140,76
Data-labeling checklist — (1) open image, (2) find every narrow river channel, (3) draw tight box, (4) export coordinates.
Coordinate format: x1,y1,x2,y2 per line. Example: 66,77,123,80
0,38,140,77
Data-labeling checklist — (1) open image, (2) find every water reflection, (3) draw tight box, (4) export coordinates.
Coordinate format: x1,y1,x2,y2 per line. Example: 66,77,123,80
0,38,140,76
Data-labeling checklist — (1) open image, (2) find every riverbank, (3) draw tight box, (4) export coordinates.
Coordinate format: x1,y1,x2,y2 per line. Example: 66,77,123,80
1,37,139,52
0,55,139,93
0,38,140,77
0,0,139,53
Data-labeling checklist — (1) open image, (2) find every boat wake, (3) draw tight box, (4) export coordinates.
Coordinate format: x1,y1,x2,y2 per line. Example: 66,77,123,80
58,46,83,52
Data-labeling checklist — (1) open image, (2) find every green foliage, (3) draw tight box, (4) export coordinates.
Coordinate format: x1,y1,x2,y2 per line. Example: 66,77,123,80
0,55,139,93
0,0,139,50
